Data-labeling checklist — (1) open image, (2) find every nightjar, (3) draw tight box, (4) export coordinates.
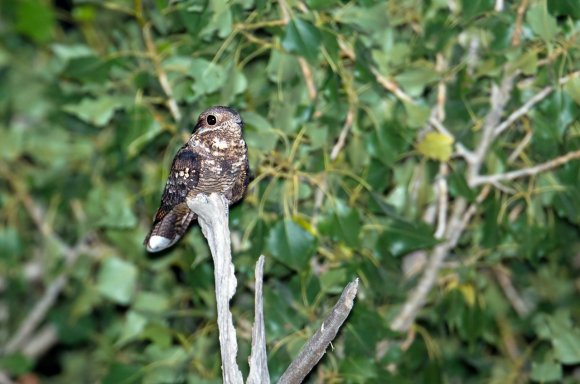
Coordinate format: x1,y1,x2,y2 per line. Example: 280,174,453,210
145,106,250,252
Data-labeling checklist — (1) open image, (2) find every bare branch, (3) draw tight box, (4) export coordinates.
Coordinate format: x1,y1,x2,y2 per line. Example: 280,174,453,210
21,325,59,359
278,279,359,384
298,58,317,100
391,185,492,332
329,106,356,161
370,66,415,104
0,372,15,384
470,150,580,187
391,198,467,332
247,255,270,384
186,193,243,384
511,0,529,46
468,73,515,186
493,71,580,137
434,164,449,240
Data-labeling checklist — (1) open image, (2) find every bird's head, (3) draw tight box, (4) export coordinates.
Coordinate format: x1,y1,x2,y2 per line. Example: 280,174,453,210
192,106,243,136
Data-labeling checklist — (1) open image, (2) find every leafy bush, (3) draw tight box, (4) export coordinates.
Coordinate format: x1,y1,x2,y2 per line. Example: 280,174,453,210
1,0,579,382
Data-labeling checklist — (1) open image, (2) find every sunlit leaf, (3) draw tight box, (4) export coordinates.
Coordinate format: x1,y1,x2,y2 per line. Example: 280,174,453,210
417,132,454,161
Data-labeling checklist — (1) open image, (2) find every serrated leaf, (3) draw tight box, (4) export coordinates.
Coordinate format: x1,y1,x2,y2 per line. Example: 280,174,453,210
282,18,322,63
417,132,454,161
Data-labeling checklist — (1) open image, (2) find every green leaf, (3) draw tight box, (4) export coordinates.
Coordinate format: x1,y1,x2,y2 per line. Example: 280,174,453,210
527,0,558,41
417,132,454,161
0,353,33,375
267,219,317,271
118,311,148,346
189,58,226,97
102,363,141,384
63,97,126,127
381,220,438,257
16,0,55,44
531,361,562,382
282,18,322,63
404,102,431,128
97,256,138,305
564,77,580,106
546,312,580,364
395,67,439,97
319,200,362,248
87,186,138,229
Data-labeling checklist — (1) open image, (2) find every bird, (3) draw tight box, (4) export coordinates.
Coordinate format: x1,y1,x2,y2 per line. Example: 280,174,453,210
144,106,250,253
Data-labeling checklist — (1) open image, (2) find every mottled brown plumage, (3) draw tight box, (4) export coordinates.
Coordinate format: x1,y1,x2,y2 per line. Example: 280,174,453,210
145,106,250,252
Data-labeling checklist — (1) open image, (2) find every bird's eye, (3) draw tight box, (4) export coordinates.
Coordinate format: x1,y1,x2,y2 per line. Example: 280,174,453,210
207,115,217,125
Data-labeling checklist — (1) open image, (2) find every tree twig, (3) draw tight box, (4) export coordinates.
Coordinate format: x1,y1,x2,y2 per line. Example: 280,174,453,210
135,0,181,122
493,71,580,137
278,278,359,384
2,238,89,354
494,267,530,317
468,73,515,186
186,193,243,384
247,255,270,384
470,150,580,187
312,105,356,225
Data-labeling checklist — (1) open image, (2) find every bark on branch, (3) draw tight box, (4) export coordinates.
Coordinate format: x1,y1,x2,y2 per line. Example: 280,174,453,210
188,193,359,383
278,279,359,384
186,193,244,384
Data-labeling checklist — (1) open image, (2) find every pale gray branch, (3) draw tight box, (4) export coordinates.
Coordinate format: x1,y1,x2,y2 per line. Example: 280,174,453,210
2,241,87,355
468,73,515,186
186,193,243,384
247,255,270,384
470,150,580,187
494,71,580,137
278,278,359,384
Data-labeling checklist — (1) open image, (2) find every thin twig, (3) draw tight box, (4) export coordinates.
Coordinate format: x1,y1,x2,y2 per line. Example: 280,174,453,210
434,164,449,239
470,150,580,187
370,66,415,104
299,58,317,100
277,0,317,101
329,106,356,161
494,267,530,317
511,0,529,47
136,0,181,122
278,279,359,384
493,71,580,137
0,165,92,355
2,240,88,354
247,255,270,384
391,197,468,332
507,126,532,164
312,106,356,225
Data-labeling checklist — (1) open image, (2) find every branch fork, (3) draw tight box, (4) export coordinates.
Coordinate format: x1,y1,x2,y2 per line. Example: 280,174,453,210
186,193,359,383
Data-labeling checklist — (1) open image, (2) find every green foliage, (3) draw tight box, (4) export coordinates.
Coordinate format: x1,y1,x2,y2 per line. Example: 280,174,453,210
1,0,579,383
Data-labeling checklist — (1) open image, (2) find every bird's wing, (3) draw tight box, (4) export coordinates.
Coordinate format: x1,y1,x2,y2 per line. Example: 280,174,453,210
145,145,201,252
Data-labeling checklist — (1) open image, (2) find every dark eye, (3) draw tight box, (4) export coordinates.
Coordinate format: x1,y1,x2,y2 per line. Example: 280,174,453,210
207,115,217,125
